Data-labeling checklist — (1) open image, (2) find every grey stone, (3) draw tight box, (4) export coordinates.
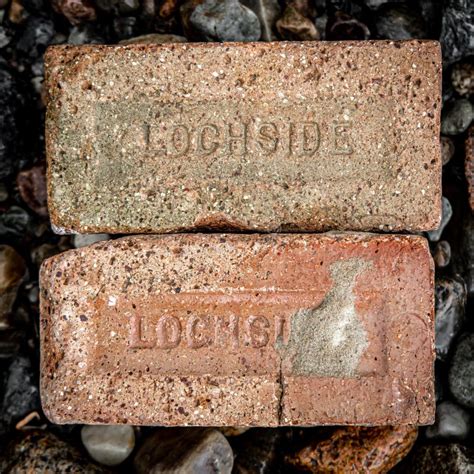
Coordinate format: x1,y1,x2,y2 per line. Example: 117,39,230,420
449,333,474,408
441,136,455,165
427,197,452,242
73,233,110,249
434,276,466,360
425,401,470,440
81,425,135,466
134,428,234,474
451,61,474,97
182,0,261,42
241,0,280,41
441,99,474,135
440,0,474,64
375,4,427,40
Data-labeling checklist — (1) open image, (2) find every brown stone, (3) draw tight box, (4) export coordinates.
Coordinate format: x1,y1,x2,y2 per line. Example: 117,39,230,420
16,163,48,217
465,124,474,212
286,426,418,473
40,233,435,426
44,41,442,234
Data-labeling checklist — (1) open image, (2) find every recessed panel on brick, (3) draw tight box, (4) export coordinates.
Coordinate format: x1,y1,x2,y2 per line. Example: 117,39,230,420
40,234,435,426
45,41,441,234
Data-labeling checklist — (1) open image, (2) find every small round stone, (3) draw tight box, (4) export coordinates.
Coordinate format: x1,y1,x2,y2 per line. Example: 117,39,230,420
451,61,474,97
433,241,451,268
441,136,455,166
81,425,135,466
441,99,474,136
425,401,470,440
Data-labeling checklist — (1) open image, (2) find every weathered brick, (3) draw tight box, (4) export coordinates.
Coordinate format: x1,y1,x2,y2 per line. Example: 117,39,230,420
45,41,441,234
40,233,435,426
465,124,474,212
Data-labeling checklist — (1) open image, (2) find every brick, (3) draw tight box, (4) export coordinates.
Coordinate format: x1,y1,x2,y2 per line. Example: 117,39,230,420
465,124,474,212
40,233,435,426
45,41,442,234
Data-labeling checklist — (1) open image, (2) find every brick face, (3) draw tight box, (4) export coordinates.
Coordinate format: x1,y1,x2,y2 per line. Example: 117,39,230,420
40,233,435,426
45,41,441,234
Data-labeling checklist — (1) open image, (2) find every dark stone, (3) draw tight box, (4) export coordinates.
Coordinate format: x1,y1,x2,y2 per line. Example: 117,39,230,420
440,0,474,64
451,60,474,97
375,4,427,40
16,164,48,217
134,428,234,473
276,2,319,41
434,276,466,360
181,0,261,42
441,136,455,166
0,430,107,472
0,355,39,435
0,329,26,359
449,333,474,408
326,11,370,40
441,99,473,136
113,16,138,41
0,206,32,240
16,15,55,59
0,59,25,180
232,429,282,473
399,444,474,473
68,23,106,44
52,0,97,25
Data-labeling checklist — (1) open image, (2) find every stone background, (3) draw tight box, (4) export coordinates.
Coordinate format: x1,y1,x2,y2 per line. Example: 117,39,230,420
0,0,473,472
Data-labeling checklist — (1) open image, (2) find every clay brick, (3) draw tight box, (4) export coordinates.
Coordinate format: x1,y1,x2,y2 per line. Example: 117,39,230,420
45,41,442,234
40,233,435,426
465,124,474,212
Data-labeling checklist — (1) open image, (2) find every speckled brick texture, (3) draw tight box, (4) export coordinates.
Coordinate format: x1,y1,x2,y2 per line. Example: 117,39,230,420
40,233,435,426
465,124,474,212
45,41,442,234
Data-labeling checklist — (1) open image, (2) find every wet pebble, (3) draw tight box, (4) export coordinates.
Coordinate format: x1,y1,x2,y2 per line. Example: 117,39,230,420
433,240,452,268
375,4,427,39
441,99,474,136
427,197,453,242
449,333,474,408
134,428,234,473
181,0,261,42
0,430,106,472
425,401,471,440
68,23,105,44
326,11,370,40
16,15,55,59
451,61,474,97
81,425,135,466
276,1,319,41
0,356,39,435
52,0,97,25
0,206,33,240
0,245,27,328
286,426,417,473
16,164,48,217
441,136,455,165
434,276,466,360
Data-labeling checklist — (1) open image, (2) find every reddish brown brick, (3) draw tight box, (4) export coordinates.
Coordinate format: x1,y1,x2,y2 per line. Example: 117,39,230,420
40,233,434,426
465,124,474,212
45,41,442,234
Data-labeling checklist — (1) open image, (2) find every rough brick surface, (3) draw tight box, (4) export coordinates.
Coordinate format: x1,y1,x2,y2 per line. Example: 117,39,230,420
45,41,441,234
40,233,435,426
465,124,474,212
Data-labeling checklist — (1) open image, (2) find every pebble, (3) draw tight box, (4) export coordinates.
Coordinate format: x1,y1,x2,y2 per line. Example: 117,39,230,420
286,426,417,473
16,15,55,59
0,206,32,240
134,428,234,473
399,444,474,473
451,61,474,97
0,356,39,435
0,431,106,472
52,0,97,25
425,401,471,440
441,136,455,165
433,240,452,268
73,233,110,248
449,333,474,408
0,58,23,180
375,4,427,39
427,197,453,242
276,1,319,41
441,98,474,136
326,11,370,40
16,164,48,217
68,24,105,44
31,240,70,267
81,425,135,466
434,276,466,360
181,0,261,42
113,16,138,41
232,428,282,473
243,0,280,41
120,33,187,44
0,245,27,328
440,0,474,64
